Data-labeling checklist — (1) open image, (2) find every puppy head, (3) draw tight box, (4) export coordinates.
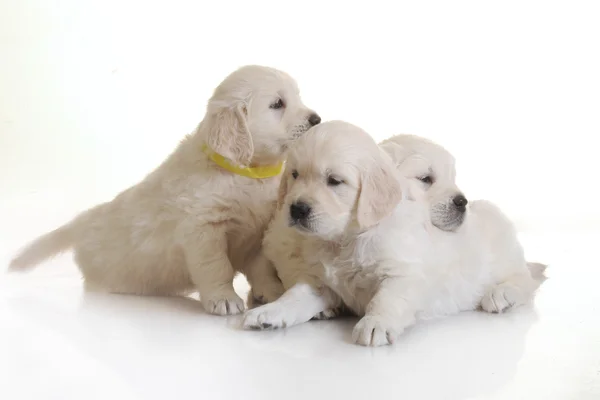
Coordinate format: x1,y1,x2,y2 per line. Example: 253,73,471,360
279,121,403,240
380,134,467,231
204,65,320,167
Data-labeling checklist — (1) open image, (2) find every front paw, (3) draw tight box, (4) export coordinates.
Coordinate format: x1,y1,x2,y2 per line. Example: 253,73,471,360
242,303,291,330
312,307,343,320
480,284,517,313
352,315,399,347
202,293,245,316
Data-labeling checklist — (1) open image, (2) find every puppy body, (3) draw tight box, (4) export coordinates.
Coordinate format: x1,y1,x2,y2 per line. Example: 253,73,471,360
317,198,538,318
261,132,470,318
11,65,319,315
245,122,544,346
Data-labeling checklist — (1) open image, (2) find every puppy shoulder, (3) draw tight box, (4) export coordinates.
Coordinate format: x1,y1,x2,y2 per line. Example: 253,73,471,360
468,199,518,241
469,200,512,225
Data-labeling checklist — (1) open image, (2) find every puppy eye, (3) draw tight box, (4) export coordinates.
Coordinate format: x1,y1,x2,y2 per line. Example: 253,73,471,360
270,98,285,109
327,176,344,186
418,175,433,184
291,170,299,179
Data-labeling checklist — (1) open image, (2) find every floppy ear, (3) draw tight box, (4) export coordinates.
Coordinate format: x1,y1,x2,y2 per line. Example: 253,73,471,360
206,102,253,166
276,170,290,210
357,159,403,229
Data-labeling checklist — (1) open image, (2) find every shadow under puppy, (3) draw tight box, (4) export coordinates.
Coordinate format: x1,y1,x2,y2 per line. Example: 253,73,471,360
244,121,546,346
10,65,320,316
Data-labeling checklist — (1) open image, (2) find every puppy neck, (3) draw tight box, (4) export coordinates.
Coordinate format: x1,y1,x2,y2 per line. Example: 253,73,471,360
201,144,284,179
189,122,284,178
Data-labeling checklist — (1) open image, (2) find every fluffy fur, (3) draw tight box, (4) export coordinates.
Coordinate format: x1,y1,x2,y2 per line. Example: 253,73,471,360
244,121,546,346
260,133,471,319
10,65,320,316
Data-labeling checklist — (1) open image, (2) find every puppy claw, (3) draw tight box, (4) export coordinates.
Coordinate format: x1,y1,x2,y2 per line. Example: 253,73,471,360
203,294,245,316
312,307,340,320
481,284,517,313
352,315,398,347
242,304,289,330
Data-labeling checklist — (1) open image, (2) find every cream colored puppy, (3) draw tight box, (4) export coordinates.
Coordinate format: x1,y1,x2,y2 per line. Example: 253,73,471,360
244,121,545,346
10,65,320,316
380,134,467,232
261,133,470,320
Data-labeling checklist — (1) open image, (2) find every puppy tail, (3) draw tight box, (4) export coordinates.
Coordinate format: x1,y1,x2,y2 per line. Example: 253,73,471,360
9,219,79,272
527,261,548,283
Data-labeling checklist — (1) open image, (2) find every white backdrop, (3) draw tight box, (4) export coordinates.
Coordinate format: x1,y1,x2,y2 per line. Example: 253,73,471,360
1,0,599,232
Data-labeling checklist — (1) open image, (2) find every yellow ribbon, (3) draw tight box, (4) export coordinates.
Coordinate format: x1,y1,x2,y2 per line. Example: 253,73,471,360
202,145,284,179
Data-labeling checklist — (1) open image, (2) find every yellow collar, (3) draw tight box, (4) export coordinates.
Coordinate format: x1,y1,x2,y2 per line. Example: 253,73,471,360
202,145,284,179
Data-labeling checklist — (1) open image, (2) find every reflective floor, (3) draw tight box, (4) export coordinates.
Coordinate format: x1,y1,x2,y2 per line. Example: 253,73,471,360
1,200,598,399
2,2,599,398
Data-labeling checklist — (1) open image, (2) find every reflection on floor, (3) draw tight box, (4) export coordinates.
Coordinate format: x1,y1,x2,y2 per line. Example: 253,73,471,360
1,212,598,400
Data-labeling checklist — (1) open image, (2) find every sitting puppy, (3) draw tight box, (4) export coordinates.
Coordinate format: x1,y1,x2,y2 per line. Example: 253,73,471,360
10,65,320,316
243,121,545,346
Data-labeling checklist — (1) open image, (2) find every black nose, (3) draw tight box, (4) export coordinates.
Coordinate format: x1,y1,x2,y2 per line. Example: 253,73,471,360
452,194,468,210
308,113,321,126
290,201,311,221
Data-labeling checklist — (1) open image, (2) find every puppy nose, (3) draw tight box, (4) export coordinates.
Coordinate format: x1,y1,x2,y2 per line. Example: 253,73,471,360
290,201,312,221
308,113,321,126
452,194,468,210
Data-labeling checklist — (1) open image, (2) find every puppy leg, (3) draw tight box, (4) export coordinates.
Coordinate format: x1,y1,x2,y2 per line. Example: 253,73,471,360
274,256,343,320
353,277,419,347
481,272,539,313
244,252,285,307
242,282,339,330
312,306,346,320
182,229,244,316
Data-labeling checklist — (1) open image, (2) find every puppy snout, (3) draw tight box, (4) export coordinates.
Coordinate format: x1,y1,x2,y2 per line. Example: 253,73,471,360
452,194,468,211
308,113,321,127
290,201,312,221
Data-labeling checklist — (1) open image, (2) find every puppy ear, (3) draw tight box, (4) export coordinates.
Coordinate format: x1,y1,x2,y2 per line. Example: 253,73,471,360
276,170,290,210
357,158,403,229
206,102,253,166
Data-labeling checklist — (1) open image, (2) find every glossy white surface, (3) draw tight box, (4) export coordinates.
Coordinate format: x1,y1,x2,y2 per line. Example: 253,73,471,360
2,1,600,399
1,215,599,399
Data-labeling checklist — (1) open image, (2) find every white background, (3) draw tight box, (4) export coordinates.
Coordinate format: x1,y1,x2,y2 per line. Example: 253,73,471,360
1,3,600,399
2,1,599,232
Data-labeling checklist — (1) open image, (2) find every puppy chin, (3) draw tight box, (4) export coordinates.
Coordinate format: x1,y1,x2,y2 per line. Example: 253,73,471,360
288,218,315,234
432,211,466,232
278,126,311,152
290,123,312,139
289,218,342,241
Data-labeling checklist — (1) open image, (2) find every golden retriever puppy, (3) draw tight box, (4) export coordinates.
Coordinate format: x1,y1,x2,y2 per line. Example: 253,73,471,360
10,65,320,315
260,133,468,320
244,121,545,346
379,134,466,231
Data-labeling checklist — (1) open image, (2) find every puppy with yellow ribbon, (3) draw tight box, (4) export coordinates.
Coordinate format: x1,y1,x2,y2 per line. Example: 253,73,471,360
10,65,320,316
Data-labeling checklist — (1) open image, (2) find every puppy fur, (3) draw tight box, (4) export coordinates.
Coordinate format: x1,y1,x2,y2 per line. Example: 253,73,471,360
260,133,470,319
10,65,319,315
244,121,546,346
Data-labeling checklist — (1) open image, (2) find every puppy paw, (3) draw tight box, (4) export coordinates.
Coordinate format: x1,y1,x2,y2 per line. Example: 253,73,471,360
312,307,342,320
250,281,285,305
202,293,245,316
352,315,399,347
242,304,291,330
480,284,518,313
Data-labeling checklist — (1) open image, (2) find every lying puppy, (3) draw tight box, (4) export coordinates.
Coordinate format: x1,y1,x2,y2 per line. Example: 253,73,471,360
10,65,320,315
244,121,545,346
379,134,467,232
260,132,469,320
